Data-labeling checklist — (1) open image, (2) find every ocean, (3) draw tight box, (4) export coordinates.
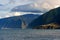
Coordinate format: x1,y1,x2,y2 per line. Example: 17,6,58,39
0,29,60,40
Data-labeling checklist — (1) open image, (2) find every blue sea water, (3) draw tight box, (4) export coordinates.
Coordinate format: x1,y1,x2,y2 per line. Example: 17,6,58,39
0,29,60,40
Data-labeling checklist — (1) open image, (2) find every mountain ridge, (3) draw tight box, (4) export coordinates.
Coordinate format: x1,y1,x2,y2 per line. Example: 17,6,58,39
27,7,60,29
0,14,39,29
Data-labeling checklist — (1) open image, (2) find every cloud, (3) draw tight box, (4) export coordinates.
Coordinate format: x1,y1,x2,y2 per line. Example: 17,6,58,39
0,0,60,11
0,0,60,19
14,12,21,16
36,0,60,9
11,0,60,13
11,3,42,13
1,0,60,12
0,4,3,6
5,15,10,17
0,0,35,11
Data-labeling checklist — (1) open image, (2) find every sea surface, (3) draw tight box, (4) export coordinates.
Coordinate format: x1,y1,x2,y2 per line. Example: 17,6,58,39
0,29,60,40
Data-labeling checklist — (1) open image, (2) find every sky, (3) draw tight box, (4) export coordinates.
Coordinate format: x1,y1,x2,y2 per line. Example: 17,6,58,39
0,0,60,19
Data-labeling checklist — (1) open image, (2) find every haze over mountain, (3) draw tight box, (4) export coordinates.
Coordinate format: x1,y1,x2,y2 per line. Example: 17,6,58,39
0,14,39,29
27,7,60,28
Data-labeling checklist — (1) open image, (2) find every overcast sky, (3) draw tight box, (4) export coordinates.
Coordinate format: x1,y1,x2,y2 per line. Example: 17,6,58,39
0,0,60,19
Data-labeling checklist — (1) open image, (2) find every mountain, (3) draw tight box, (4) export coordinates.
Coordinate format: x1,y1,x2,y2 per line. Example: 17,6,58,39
0,14,39,29
27,7,60,29
0,16,22,29
20,14,40,24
